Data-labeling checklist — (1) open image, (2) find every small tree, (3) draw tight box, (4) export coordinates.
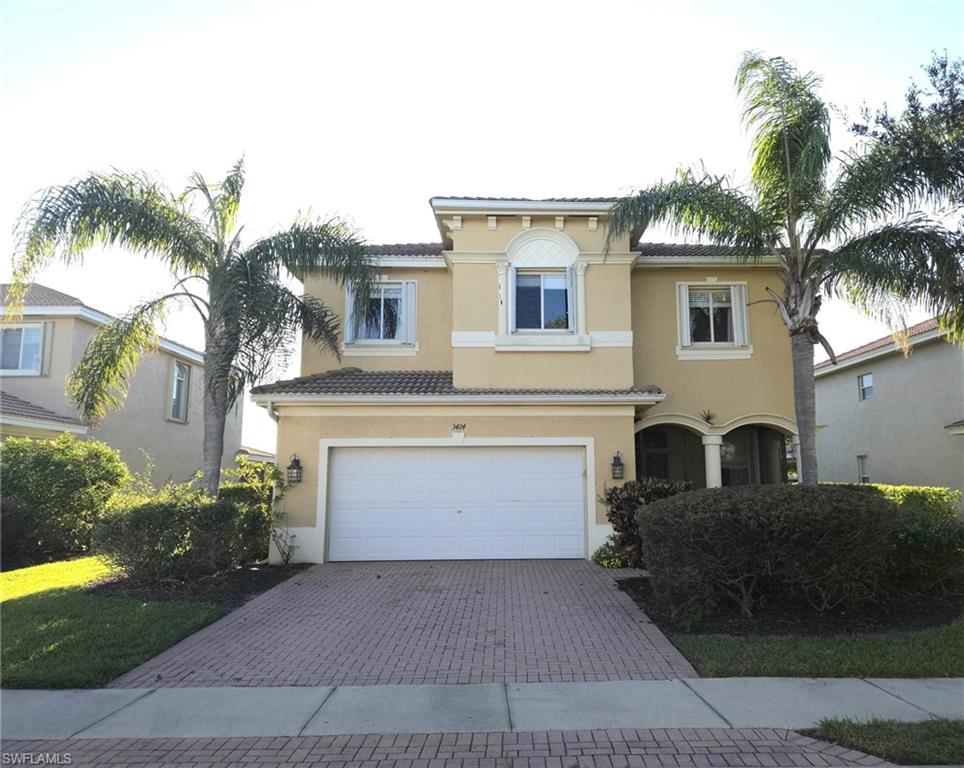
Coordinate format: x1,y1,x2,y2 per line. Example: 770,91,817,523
11,160,374,493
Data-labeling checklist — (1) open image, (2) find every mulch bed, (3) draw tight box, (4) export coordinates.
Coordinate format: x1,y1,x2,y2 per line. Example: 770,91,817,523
617,575,964,635
87,563,310,610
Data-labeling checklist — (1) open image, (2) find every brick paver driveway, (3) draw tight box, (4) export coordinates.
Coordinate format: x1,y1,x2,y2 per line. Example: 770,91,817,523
111,560,696,688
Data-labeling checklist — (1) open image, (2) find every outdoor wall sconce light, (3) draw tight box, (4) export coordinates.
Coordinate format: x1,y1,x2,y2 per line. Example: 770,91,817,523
611,451,625,480
286,455,303,484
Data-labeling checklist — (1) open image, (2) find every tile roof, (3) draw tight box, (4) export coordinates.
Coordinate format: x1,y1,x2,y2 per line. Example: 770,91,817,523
634,242,749,258
946,418,964,429
0,283,84,307
432,196,619,203
366,243,444,257
0,391,83,425
815,318,941,371
252,368,661,398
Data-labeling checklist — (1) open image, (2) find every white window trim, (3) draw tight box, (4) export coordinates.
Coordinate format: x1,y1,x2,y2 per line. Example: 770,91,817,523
675,282,751,360
0,323,44,376
168,360,190,424
857,373,874,401
344,280,418,350
511,268,575,333
857,454,870,484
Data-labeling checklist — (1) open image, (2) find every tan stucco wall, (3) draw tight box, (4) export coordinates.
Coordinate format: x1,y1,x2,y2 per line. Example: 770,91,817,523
301,267,453,374
447,215,631,254
273,405,637,531
1,315,241,484
631,267,795,426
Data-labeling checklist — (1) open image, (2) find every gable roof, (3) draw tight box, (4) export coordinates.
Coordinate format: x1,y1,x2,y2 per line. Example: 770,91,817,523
0,284,84,307
815,318,942,374
252,368,662,404
0,390,84,427
1,282,205,363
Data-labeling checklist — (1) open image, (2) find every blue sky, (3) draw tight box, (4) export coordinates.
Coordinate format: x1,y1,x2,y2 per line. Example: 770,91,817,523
1,0,960,447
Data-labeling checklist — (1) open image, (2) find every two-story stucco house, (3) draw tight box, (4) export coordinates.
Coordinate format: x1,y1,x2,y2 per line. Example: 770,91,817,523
815,318,964,506
252,197,797,563
1,283,242,484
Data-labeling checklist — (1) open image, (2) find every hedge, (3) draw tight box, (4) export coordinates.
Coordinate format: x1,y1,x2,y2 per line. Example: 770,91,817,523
637,485,901,626
830,482,960,519
0,434,129,563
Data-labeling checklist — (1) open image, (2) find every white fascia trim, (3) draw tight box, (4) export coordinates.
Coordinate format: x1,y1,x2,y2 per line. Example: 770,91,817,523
452,330,633,349
946,425,964,436
343,343,419,357
372,257,446,268
814,329,945,378
634,256,780,268
676,345,754,360
253,392,664,406
5,305,205,364
431,198,615,215
0,414,87,434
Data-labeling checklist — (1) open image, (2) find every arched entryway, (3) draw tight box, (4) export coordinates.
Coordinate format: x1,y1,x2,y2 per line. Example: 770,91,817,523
635,416,794,488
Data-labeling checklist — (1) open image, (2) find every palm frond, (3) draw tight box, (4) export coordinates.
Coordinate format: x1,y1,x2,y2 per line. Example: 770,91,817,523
812,138,964,246
736,52,832,219
185,158,246,243
606,171,780,257
13,172,211,301
245,217,373,290
822,216,964,334
66,298,167,425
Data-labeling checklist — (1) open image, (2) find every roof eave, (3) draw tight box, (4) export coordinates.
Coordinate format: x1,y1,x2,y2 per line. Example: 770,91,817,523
430,198,616,215
814,328,946,377
252,392,664,407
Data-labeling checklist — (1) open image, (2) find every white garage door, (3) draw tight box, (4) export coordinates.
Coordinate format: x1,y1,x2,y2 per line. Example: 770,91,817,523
327,445,586,561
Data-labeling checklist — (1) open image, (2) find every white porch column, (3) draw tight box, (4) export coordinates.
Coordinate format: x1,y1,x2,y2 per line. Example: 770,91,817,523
496,261,509,336
574,262,588,336
791,435,801,481
702,435,723,488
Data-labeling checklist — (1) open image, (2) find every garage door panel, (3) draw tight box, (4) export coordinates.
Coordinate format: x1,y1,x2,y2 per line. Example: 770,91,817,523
327,445,586,561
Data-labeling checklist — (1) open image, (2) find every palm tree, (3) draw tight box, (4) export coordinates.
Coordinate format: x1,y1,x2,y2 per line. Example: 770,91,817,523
607,52,963,485
11,159,373,494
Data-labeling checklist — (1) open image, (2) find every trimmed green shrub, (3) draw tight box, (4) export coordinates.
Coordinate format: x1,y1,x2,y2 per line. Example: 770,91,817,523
592,535,631,569
0,434,129,563
94,484,244,582
830,483,961,520
603,478,691,567
637,485,901,627
218,456,285,563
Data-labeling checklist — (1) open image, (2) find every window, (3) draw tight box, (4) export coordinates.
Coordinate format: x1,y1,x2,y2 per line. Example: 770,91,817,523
0,324,43,374
676,284,749,357
857,454,870,484
858,373,874,401
512,269,573,332
170,361,189,422
346,281,416,345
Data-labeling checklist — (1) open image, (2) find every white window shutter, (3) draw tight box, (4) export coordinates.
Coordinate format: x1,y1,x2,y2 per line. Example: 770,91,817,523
677,284,691,347
565,266,575,332
732,284,748,345
508,267,517,332
405,281,417,345
344,284,356,343
41,322,54,375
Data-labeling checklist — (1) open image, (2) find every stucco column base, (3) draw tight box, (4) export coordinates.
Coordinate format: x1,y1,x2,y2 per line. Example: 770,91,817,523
702,435,723,488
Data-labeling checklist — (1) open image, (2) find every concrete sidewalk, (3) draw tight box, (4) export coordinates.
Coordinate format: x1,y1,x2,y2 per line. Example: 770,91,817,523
2,678,961,740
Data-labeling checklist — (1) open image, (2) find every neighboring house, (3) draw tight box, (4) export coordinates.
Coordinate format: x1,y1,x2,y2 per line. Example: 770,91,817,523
815,318,964,506
252,197,797,563
0,283,242,484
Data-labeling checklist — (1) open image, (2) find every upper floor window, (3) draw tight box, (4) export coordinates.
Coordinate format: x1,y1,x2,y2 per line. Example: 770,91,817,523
1,324,42,374
513,270,573,332
857,373,874,401
346,281,417,345
170,361,190,423
676,283,750,359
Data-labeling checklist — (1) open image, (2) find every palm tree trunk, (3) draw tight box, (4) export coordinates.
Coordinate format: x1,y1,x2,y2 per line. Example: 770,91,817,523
790,331,819,485
200,327,229,495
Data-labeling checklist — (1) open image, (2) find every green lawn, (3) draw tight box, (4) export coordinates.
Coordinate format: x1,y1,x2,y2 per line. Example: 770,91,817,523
1,557,225,688
812,718,964,765
671,615,964,677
